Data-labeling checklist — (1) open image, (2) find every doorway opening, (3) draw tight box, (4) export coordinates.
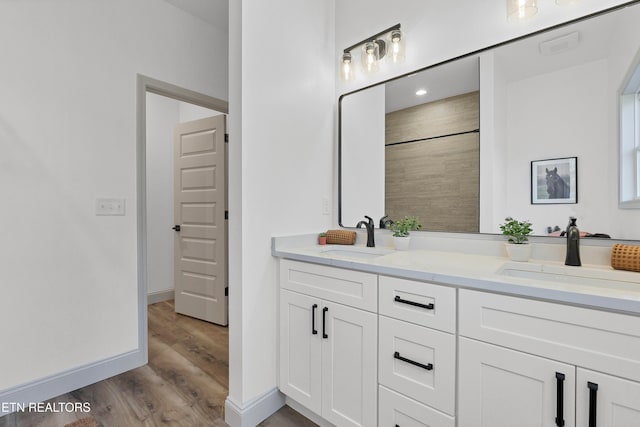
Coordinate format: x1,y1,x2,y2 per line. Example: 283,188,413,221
136,74,229,356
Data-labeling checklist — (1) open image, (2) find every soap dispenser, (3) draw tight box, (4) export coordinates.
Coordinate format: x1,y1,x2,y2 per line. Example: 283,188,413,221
565,217,581,266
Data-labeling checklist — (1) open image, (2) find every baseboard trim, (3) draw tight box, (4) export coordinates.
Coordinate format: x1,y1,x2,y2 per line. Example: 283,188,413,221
147,289,174,305
0,349,145,416
224,387,285,427
285,397,334,427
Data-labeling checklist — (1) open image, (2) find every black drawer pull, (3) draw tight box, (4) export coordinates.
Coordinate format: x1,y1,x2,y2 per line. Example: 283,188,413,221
556,372,565,427
394,295,434,310
311,304,318,335
322,307,328,339
588,381,598,427
394,351,433,371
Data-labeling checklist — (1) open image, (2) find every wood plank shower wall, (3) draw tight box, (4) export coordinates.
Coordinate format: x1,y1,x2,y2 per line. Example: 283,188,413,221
385,91,480,233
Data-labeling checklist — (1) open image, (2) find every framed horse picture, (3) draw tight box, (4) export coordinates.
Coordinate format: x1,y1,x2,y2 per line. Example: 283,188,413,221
531,157,577,204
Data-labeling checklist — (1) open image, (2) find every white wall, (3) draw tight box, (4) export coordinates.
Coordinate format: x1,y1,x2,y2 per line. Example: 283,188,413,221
503,59,610,235
479,51,509,234
146,93,180,297
0,0,227,396
146,94,221,297
340,85,386,226
227,0,335,414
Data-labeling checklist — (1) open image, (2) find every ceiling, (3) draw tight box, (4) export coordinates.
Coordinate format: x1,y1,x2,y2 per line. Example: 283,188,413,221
163,0,228,32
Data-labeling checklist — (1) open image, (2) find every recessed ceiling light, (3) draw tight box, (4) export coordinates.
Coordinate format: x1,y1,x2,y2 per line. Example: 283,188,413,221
416,89,427,96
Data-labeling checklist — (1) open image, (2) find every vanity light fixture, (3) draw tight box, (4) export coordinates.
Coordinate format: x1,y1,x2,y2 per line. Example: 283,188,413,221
340,52,354,81
507,0,538,21
389,29,405,63
340,23,404,81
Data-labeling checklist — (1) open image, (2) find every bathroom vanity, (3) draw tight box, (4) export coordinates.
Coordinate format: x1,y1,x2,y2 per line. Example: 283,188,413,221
273,234,640,427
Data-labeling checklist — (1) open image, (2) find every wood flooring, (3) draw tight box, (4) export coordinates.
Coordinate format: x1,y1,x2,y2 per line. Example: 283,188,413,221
0,300,317,427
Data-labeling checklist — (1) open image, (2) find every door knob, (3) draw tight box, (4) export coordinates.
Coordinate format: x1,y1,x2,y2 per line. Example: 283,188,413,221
172,225,181,231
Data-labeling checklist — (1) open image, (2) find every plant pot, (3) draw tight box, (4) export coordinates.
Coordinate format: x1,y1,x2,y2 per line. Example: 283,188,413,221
505,243,532,262
393,236,411,251
318,236,327,245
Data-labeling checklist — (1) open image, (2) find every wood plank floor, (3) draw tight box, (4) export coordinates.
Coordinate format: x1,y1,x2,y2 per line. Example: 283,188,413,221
0,300,318,427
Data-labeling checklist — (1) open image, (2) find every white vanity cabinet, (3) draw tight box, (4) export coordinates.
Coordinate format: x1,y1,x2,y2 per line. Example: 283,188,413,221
458,289,640,427
378,276,457,427
279,260,378,427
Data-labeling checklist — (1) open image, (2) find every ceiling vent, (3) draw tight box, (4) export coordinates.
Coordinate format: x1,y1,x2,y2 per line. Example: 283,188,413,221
539,31,580,55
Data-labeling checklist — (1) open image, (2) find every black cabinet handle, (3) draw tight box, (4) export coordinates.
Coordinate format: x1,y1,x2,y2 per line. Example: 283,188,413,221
588,382,598,427
394,351,433,371
394,295,434,310
311,304,318,335
172,225,181,231
556,372,565,427
322,307,328,339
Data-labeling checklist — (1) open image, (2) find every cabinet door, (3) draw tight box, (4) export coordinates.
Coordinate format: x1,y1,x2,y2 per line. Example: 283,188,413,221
459,337,575,427
577,368,640,427
321,301,378,427
279,290,322,414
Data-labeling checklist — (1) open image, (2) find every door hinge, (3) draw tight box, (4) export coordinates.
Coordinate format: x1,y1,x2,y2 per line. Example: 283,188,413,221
225,210,229,220
225,287,228,296
224,133,229,143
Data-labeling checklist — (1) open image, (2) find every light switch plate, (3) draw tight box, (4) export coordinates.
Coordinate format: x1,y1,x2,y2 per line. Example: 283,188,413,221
96,198,126,216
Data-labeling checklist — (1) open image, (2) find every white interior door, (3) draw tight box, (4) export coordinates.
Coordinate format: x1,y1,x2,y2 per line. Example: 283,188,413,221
174,115,227,325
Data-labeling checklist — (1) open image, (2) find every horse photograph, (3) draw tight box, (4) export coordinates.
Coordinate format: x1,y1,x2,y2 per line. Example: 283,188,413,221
531,157,577,204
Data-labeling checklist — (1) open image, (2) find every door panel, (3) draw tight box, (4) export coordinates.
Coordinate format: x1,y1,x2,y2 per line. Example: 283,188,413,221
577,368,640,427
174,115,227,325
321,301,377,427
459,337,575,427
279,290,322,414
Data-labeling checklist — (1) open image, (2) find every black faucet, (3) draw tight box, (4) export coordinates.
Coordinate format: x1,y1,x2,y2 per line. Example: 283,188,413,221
565,216,581,266
379,215,394,229
356,215,375,247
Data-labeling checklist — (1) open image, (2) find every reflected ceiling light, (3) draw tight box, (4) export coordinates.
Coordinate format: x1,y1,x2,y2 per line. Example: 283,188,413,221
416,89,427,96
507,0,538,21
340,23,404,81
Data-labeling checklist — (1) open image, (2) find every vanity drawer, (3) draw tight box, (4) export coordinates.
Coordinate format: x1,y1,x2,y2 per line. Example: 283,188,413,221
279,259,377,312
459,289,640,382
379,315,456,415
379,276,456,333
379,385,455,427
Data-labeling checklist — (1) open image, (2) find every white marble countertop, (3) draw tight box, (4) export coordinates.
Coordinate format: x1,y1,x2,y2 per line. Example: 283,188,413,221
272,238,640,315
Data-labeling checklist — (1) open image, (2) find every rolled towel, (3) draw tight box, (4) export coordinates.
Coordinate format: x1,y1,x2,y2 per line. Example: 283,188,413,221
611,243,640,273
325,229,357,245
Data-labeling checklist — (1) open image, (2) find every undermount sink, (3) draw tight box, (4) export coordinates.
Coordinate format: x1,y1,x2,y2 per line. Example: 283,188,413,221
498,263,639,290
320,245,395,260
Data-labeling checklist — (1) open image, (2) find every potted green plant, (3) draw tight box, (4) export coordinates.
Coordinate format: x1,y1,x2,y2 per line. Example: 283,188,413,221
318,232,327,245
499,216,533,261
390,216,422,250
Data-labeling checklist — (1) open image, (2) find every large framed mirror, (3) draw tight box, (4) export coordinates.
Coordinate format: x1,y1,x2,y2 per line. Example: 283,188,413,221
339,1,640,240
